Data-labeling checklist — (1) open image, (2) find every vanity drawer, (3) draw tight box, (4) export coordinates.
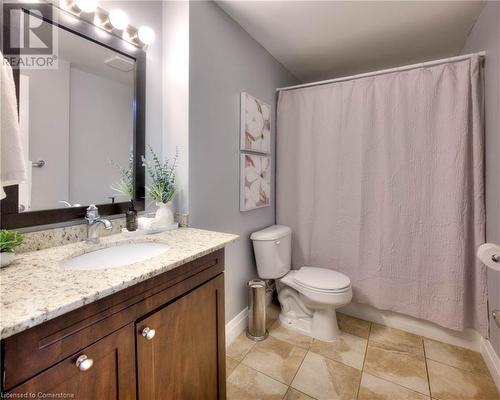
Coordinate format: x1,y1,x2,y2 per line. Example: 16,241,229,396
2,249,224,390
8,324,136,400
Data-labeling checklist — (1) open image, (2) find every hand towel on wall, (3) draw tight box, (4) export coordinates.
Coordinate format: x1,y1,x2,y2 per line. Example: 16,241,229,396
1,52,27,199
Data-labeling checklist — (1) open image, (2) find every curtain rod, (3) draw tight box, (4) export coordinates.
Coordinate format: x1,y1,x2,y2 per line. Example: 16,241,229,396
276,51,486,92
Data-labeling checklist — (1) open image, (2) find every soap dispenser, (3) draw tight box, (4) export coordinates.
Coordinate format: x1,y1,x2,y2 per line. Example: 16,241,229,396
126,200,138,231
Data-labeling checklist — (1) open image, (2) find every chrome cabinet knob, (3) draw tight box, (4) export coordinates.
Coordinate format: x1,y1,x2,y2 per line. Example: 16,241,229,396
76,354,93,371
142,326,156,340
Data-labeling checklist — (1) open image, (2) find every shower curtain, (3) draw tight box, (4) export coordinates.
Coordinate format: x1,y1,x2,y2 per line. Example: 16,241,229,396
277,56,488,336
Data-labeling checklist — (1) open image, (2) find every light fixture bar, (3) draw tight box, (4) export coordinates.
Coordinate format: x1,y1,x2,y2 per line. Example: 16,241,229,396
53,0,152,49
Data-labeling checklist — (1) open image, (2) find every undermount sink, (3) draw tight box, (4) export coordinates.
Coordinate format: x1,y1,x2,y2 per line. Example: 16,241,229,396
60,242,169,270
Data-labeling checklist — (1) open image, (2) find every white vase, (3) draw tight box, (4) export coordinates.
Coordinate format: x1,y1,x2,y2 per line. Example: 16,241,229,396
0,252,15,268
155,201,175,226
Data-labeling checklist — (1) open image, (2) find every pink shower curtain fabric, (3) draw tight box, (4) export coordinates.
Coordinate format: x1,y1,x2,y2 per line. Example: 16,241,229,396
277,56,488,336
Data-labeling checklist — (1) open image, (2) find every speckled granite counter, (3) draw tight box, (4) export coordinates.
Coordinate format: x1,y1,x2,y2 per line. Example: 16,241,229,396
0,228,238,339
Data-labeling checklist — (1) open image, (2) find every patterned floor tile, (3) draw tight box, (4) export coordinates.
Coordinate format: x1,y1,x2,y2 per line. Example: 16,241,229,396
364,340,429,396
269,320,314,350
226,356,239,377
337,312,371,339
242,335,307,385
226,315,500,400
227,363,288,400
358,372,430,400
310,332,367,369
227,332,256,361
291,351,361,400
369,323,424,356
283,387,316,400
427,359,499,400
423,339,489,374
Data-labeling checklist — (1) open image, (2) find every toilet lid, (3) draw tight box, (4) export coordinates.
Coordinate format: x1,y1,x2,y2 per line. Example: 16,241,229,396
293,267,351,291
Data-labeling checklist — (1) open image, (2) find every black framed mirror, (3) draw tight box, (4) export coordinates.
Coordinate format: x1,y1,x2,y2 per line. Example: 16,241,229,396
1,3,146,229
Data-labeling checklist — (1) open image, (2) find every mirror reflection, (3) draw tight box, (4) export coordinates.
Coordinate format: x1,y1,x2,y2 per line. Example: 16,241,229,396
18,22,135,212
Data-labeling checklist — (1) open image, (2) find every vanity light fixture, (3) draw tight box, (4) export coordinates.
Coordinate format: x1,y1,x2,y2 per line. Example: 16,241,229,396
138,26,155,45
93,11,111,29
59,0,77,12
57,2,152,49
75,0,97,13
122,27,139,45
109,9,129,30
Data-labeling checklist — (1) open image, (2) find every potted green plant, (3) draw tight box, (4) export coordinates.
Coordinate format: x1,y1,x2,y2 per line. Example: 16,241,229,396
111,151,137,231
0,230,24,267
142,146,178,226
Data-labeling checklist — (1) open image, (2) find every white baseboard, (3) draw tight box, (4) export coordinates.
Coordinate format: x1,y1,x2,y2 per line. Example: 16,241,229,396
481,338,500,391
340,303,483,351
225,308,248,347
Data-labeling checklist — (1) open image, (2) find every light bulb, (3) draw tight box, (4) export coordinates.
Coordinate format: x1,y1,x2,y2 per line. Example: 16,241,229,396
75,0,97,13
138,26,155,45
109,9,129,30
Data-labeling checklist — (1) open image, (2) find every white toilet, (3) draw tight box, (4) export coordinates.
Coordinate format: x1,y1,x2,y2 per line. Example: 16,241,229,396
251,225,352,341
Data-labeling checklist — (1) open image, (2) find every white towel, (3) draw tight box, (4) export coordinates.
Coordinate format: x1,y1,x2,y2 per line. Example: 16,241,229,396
1,52,27,199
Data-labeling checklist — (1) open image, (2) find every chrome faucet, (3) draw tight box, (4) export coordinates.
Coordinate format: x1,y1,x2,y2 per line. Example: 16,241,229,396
85,204,112,244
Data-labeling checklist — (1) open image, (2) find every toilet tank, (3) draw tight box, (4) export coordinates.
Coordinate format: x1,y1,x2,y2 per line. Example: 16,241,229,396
250,225,292,279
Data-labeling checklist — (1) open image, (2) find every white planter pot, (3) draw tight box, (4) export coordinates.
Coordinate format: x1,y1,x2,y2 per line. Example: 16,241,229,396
155,201,175,226
0,252,15,268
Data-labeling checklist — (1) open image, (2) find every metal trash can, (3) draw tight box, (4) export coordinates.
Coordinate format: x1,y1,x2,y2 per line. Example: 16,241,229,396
246,279,268,341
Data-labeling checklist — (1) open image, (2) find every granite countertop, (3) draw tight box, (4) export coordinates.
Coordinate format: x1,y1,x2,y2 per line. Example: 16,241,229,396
0,228,238,339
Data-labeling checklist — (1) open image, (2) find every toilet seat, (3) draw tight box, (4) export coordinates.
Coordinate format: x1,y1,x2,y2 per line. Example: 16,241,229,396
293,267,351,293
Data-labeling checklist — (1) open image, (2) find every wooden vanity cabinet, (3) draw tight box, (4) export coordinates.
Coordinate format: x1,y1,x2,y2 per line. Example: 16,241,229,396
137,274,225,399
1,249,227,400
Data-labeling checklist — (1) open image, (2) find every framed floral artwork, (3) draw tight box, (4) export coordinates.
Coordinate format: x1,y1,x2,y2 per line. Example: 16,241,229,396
240,92,271,154
240,153,271,211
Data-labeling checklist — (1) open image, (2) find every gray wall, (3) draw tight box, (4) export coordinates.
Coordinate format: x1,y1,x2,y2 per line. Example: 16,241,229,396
23,61,70,211
162,1,189,215
23,63,132,210
101,0,164,164
90,2,165,213
189,1,297,321
69,67,133,206
462,1,500,354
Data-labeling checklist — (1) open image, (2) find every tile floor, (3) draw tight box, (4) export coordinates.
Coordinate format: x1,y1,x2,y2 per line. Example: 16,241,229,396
226,303,499,400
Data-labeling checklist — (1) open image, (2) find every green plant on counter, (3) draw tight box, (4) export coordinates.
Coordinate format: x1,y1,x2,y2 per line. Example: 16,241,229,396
142,145,178,204
0,230,25,253
111,149,134,200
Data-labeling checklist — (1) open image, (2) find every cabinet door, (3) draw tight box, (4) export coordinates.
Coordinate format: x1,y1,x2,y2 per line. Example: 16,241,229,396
137,274,226,400
10,324,136,400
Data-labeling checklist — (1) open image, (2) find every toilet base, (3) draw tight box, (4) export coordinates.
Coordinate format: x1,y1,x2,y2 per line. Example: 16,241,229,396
278,311,312,338
278,309,342,341
277,284,347,342
311,307,341,341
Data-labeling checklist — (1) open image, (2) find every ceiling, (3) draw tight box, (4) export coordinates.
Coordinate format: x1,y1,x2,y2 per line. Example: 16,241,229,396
216,1,484,83
58,24,134,86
